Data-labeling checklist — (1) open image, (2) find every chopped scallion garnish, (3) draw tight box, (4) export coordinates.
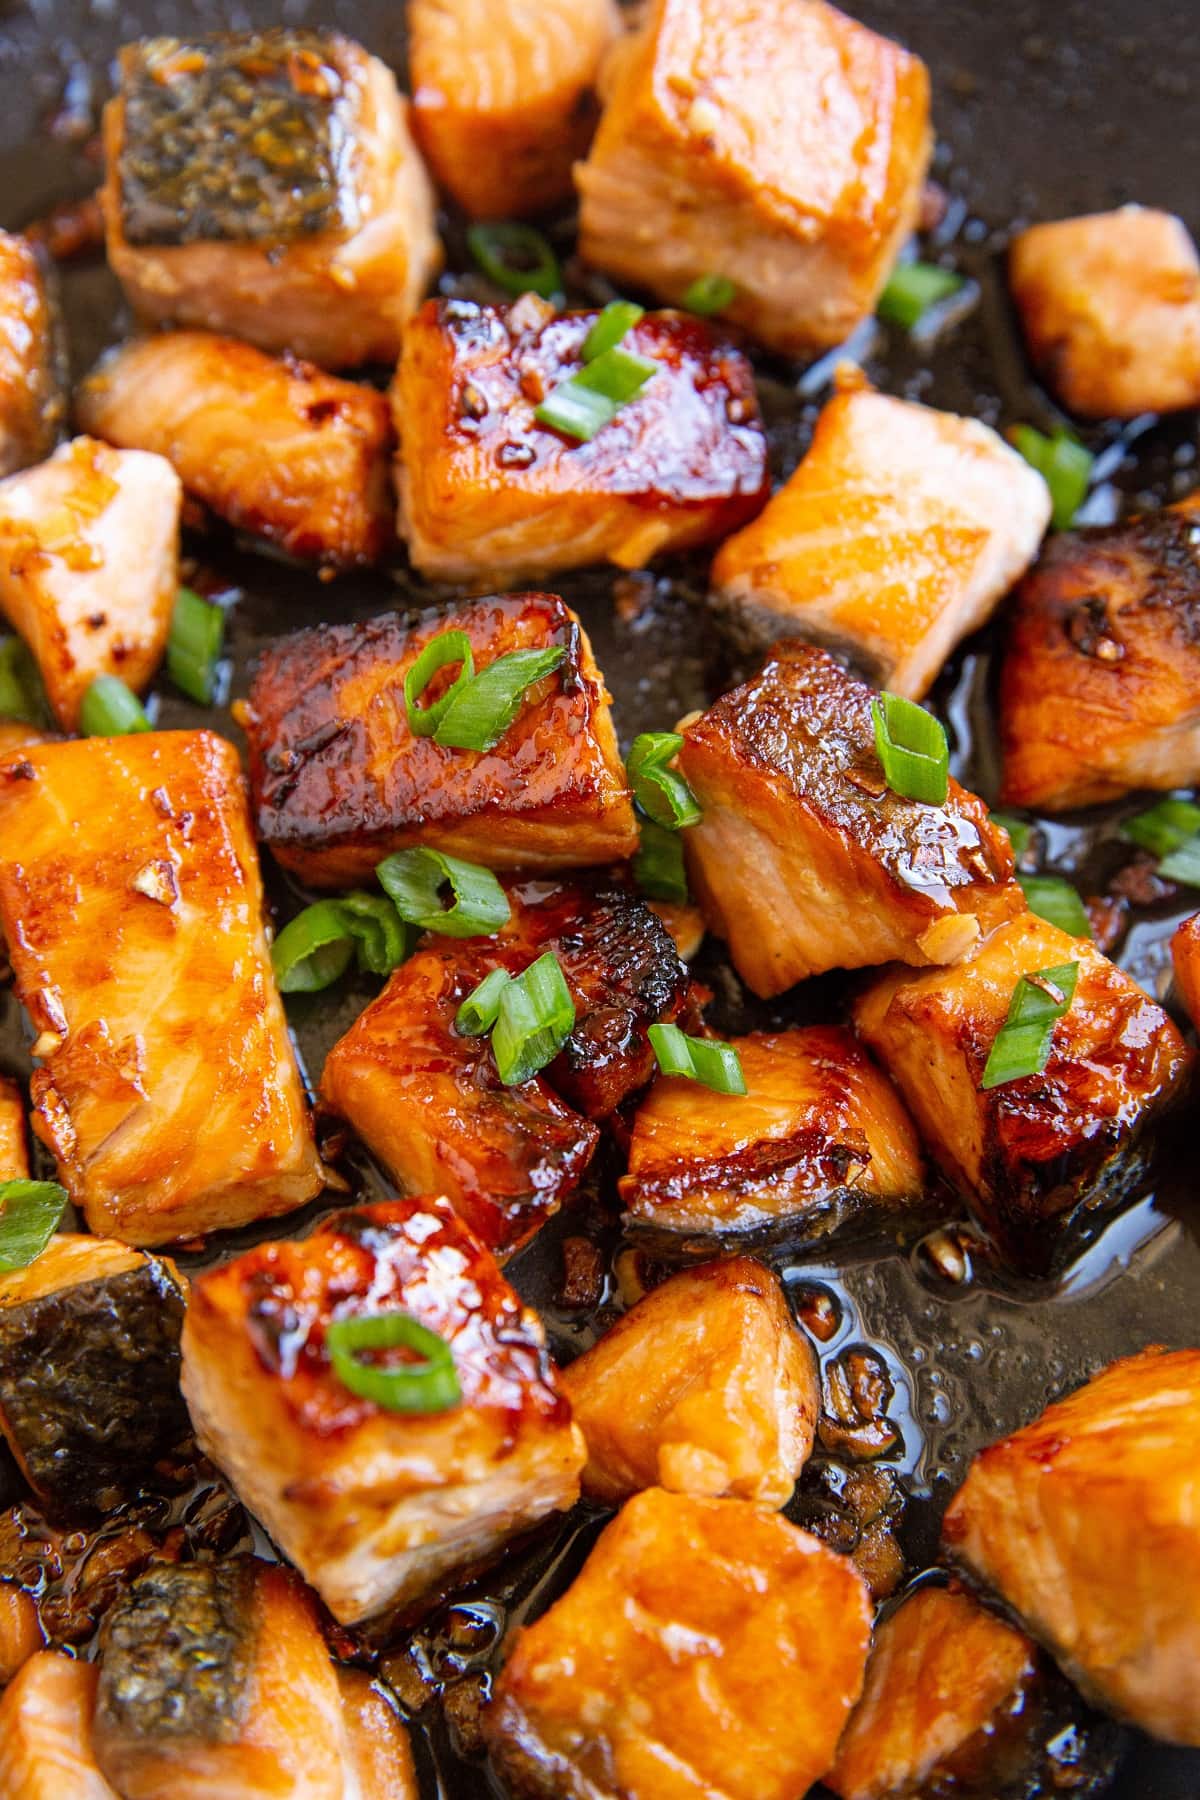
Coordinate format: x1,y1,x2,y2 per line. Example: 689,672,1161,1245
648,1022,746,1095
325,1311,461,1414
0,1179,69,1272
0,637,48,726
980,961,1079,1090
633,816,689,903
492,950,576,1086
455,966,511,1037
534,344,658,442
1017,874,1091,938
404,630,475,738
991,811,1033,861
336,892,414,977
1011,425,1094,530
877,261,964,330
271,894,412,993
583,300,644,362
683,273,736,316
871,692,949,806
167,586,224,705
1122,798,1200,885
80,675,152,737
377,847,511,938
627,732,701,830
466,221,562,301
435,646,565,752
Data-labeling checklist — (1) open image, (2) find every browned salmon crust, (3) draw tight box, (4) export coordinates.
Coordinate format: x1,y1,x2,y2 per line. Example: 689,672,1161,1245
76,332,393,569
942,1347,1200,1745
855,912,1191,1271
678,645,1020,996
181,1200,584,1624
0,232,64,479
244,594,636,886
575,0,932,356
0,731,323,1246
1000,500,1200,810
393,296,769,584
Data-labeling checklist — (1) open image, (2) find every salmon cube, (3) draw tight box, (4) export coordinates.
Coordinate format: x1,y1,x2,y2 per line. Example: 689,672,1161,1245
826,1584,1038,1800
712,382,1051,699
0,731,324,1246
0,232,64,480
180,1199,586,1623
0,1653,118,1800
942,1347,1200,1745
1009,206,1200,418
0,437,180,730
678,646,1020,996
76,333,393,570
100,30,440,369
410,0,620,219
855,911,1190,1270
620,1025,923,1245
0,1235,188,1515
393,296,768,583
1000,499,1200,810
1172,912,1200,1030
0,1075,28,1180
484,1487,872,1800
575,0,932,357
244,594,637,887
561,1256,818,1505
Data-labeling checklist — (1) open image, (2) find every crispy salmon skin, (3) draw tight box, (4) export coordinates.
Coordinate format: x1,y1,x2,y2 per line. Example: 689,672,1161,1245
393,296,768,584
245,594,636,886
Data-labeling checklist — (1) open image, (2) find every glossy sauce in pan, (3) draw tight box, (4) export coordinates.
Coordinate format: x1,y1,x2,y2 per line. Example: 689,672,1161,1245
0,1,1198,1795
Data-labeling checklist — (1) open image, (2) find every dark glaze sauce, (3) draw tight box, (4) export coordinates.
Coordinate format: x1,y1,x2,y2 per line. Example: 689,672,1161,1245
0,1,1198,1795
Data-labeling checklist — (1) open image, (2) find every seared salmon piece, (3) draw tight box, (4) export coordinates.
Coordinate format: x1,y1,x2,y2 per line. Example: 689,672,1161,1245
0,1652,120,1800
0,233,64,479
1010,207,1200,418
561,1256,818,1506
93,1558,351,1799
855,912,1190,1270
0,732,324,1247
999,500,1200,810
678,646,1020,996
576,0,931,357
76,333,393,569
320,941,599,1259
0,1234,188,1515
181,1199,585,1624
484,1487,872,1800
0,1585,43,1688
410,0,620,219
942,1346,1200,1745
393,296,768,583
0,1075,28,1180
335,1670,419,1799
826,1584,1038,1800
244,594,636,886
100,30,440,369
712,382,1051,700
1172,912,1200,1030
0,437,180,730
620,1026,923,1245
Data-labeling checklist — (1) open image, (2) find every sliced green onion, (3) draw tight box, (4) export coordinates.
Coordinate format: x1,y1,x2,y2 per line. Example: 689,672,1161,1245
583,301,644,362
683,273,736,316
337,891,414,976
633,817,689,903
404,631,475,738
435,646,565,752
627,732,701,831
377,847,510,938
877,261,964,330
1011,425,1094,531
534,345,658,443
0,637,48,725
272,899,358,993
492,950,576,1087
466,221,561,301
1018,874,1091,938
325,1311,461,1414
980,962,1079,1091
1122,798,1200,884
991,811,1033,860
0,1179,69,1272
648,1022,746,1096
871,693,949,806
456,966,511,1036
80,675,152,737
167,586,224,705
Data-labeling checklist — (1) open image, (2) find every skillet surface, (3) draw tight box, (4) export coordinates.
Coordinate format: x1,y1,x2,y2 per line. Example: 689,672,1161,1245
0,1,1199,1794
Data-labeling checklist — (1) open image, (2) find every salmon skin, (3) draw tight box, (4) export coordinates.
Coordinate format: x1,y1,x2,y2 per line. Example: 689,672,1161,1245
0,231,65,480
